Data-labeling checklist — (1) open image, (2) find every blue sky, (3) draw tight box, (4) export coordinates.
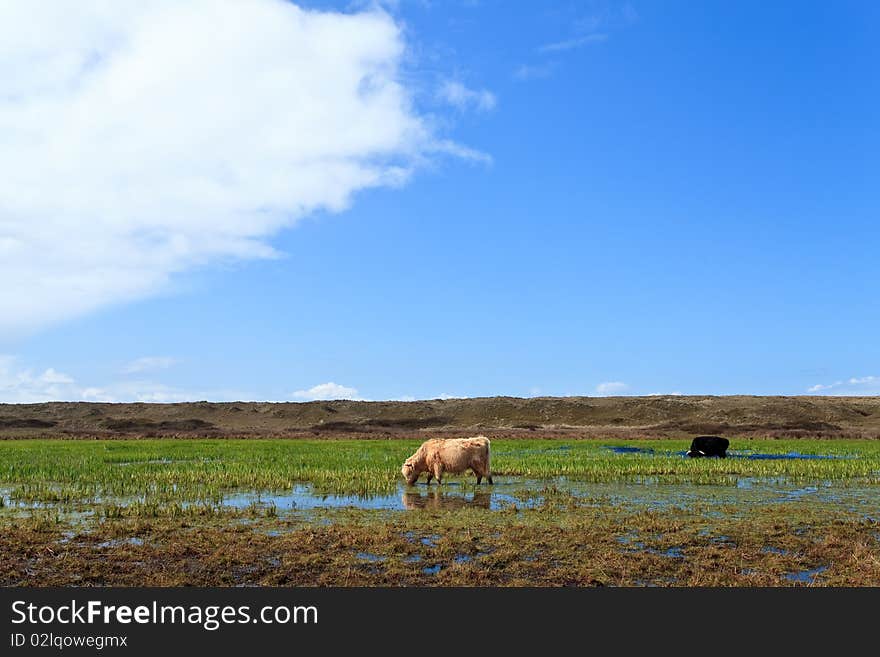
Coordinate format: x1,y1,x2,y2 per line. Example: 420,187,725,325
0,0,877,402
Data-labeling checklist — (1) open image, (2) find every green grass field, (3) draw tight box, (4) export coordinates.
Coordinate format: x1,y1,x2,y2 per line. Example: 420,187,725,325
1,438,878,504
3,438,879,586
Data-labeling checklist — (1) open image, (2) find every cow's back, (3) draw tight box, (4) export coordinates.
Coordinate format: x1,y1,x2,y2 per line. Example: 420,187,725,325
433,437,489,471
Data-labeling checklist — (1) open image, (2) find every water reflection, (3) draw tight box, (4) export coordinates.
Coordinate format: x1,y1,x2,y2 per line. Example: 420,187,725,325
402,490,491,510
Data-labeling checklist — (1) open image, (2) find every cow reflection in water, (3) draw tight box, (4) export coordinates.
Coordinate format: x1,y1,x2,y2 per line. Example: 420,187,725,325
402,490,491,510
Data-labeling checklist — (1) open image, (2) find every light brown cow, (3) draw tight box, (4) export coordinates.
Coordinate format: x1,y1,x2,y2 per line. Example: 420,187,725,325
401,436,493,485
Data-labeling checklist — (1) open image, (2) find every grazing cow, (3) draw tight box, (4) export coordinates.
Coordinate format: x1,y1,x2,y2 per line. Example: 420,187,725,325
687,436,730,458
401,436,493,485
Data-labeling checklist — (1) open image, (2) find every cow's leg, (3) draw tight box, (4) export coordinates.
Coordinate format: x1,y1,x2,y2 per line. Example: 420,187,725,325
425,473,433,485
476,473,482,485
487,473,493,484
433,463,443,485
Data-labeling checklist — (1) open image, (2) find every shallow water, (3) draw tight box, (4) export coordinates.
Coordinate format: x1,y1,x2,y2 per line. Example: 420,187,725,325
785,565,828,583
219,485,525,511
230,477,880,517
3,476,880,517
617,533,683,558
213,476,879,515
602,446,856,460
98,537,144,549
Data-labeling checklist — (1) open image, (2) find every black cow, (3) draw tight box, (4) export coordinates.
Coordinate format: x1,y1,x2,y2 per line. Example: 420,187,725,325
687,436,729,458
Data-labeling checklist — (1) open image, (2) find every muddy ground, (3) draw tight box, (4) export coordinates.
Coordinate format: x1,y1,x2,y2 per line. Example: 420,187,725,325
3,499,878,587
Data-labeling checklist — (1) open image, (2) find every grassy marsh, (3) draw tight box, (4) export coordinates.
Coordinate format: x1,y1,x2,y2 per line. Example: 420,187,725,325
3,496,879,586
2,438,879,586
1,438,879,504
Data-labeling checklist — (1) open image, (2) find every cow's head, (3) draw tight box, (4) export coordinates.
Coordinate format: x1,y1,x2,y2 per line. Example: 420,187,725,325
401,459,419,485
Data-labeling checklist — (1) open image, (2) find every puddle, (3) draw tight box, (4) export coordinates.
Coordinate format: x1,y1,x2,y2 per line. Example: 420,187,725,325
603,446,856,461
221,486,402,511
97,537,144,549
218,486,524,512
4,476,880,519
605,446,655,455
616,533,645,550
762,546,791,556
784,487,819,500
619,540,683,558
402,491,493,510
655,546,684,558
423,564,442,575
785,566,828,583
454,552,489,564
617,532,682,557
633,577,678,586
355,552,386,563
403,531,441,548
404,555,422,563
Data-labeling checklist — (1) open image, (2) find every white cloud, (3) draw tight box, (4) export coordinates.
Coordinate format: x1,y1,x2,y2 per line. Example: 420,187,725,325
539,3,635,57
538,33,607,53
0,1,482,337
0,354,243,402
806,376,880,395
513,63,556,81
122,356,177,374
77,382,240,404
0,356,79,402
429,139,494,165
39,368,76,385
595,381,629,396
292,382,360,401
437,80,497,112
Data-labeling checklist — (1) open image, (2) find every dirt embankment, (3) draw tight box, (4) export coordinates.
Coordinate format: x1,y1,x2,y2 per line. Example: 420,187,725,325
1,395,879,440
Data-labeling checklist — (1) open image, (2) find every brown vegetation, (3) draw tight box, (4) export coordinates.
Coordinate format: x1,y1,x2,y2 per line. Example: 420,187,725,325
1,395,879,440
3,502,877,586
